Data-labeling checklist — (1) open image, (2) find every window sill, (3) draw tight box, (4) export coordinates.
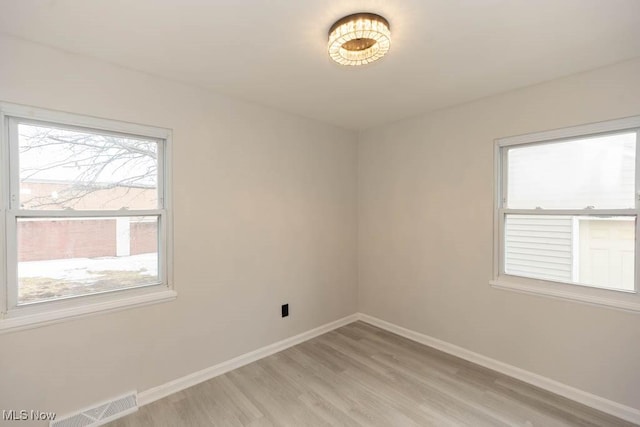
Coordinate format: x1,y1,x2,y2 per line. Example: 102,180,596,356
489,279,640,313
0,289,177,334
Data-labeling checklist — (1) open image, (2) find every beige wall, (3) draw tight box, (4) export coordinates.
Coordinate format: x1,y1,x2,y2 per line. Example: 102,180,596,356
0,35,358,419
358,58,640,410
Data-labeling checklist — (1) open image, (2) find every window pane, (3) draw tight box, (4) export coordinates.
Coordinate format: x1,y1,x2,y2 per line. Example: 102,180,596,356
507,132,636,209
504,214,635,291
17,216,159,305
18,123,159,210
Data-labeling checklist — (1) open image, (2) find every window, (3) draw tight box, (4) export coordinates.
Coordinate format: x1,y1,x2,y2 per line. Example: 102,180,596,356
0,104,174,331
492,116,640,312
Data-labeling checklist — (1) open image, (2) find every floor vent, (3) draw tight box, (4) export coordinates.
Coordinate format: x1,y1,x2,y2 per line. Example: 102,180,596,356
51,392,137,427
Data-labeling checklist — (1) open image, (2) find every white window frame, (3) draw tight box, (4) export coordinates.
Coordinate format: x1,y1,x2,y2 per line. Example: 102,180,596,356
0,103,175,333
491,116,640,313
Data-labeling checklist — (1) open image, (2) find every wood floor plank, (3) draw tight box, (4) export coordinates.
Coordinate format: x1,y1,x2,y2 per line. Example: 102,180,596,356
107,322,635,426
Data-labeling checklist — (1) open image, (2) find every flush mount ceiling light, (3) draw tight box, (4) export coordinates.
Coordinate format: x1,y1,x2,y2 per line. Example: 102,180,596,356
328,13,391,66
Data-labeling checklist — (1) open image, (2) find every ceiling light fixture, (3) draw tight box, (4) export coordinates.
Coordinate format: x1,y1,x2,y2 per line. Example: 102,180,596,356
328,13,391,66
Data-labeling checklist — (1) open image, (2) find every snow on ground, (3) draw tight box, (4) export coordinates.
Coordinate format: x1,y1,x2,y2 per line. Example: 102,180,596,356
19,252,158,283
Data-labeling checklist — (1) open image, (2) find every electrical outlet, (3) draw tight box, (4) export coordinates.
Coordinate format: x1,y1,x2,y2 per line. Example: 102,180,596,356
281,304,289,318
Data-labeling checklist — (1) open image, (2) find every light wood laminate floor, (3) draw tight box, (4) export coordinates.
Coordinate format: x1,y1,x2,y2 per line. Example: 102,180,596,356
109,321,634,426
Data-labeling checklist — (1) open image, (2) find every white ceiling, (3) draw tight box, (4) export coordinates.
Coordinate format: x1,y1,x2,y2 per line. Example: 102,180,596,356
2,0,640,130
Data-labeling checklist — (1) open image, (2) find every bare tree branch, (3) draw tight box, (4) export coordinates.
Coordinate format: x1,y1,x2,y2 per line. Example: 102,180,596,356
19,126,158,209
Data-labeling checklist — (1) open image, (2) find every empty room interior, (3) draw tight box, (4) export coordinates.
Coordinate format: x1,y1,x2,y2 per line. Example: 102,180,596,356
1,1,640,426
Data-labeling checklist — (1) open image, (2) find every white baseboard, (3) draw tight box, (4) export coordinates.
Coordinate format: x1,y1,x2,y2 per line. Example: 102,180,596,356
357,313,640,425
138,314,359,406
